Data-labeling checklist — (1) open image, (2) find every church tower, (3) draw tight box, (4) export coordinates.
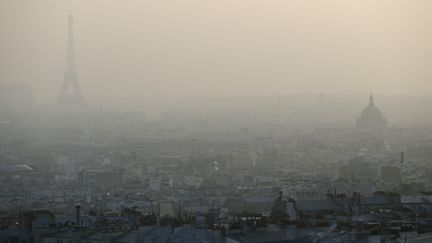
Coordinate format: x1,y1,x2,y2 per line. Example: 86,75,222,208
57,12,85,107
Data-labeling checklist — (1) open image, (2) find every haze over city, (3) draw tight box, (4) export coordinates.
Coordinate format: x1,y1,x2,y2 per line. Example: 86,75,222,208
1,0,432,106
1,1,432,243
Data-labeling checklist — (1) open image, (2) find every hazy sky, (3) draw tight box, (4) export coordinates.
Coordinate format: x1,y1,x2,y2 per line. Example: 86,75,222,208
1,0,431,104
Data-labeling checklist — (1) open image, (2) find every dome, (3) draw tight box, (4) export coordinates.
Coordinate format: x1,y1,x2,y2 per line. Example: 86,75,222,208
0,164,34,173
356,94,387,129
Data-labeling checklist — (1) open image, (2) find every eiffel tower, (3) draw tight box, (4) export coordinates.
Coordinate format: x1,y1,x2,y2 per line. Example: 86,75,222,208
57,12,85,107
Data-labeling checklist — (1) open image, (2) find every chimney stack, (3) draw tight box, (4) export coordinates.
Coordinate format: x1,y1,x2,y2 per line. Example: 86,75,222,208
400,151,404,164
75,203,81,226
120,202,125,217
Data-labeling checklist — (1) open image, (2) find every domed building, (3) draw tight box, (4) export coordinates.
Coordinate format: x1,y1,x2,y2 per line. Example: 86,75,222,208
356,94,387,129
0,164,34,174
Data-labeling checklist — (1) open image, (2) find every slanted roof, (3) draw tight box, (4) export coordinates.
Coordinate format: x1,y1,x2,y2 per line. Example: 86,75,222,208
82,230,128,241
111,231,139,243
174,227,219,243
296,199,342,212
397,232,432,243
401,195,432,204
360,196,393,206
0,228,31,238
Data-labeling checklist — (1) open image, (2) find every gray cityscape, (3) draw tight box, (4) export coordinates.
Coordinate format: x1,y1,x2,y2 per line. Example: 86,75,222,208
1,1,432,243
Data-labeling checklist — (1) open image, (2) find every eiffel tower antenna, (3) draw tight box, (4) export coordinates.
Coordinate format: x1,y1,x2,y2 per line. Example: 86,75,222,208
57,11,85,107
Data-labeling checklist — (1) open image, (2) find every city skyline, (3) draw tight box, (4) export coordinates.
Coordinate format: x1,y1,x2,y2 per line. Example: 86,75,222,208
2,2,432,242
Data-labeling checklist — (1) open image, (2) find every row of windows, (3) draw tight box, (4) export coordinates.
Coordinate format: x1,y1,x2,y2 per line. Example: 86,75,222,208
56,240,90,243
55,240,72,243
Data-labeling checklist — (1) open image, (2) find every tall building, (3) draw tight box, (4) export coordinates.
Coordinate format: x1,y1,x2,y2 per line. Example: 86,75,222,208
356,94,387,129
57,13,85,107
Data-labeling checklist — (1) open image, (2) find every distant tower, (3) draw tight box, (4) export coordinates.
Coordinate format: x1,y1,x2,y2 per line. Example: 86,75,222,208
57,12,85,107
368,93,374,106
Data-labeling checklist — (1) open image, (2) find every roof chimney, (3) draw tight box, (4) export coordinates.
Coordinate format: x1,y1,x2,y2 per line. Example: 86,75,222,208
75,203,81,226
